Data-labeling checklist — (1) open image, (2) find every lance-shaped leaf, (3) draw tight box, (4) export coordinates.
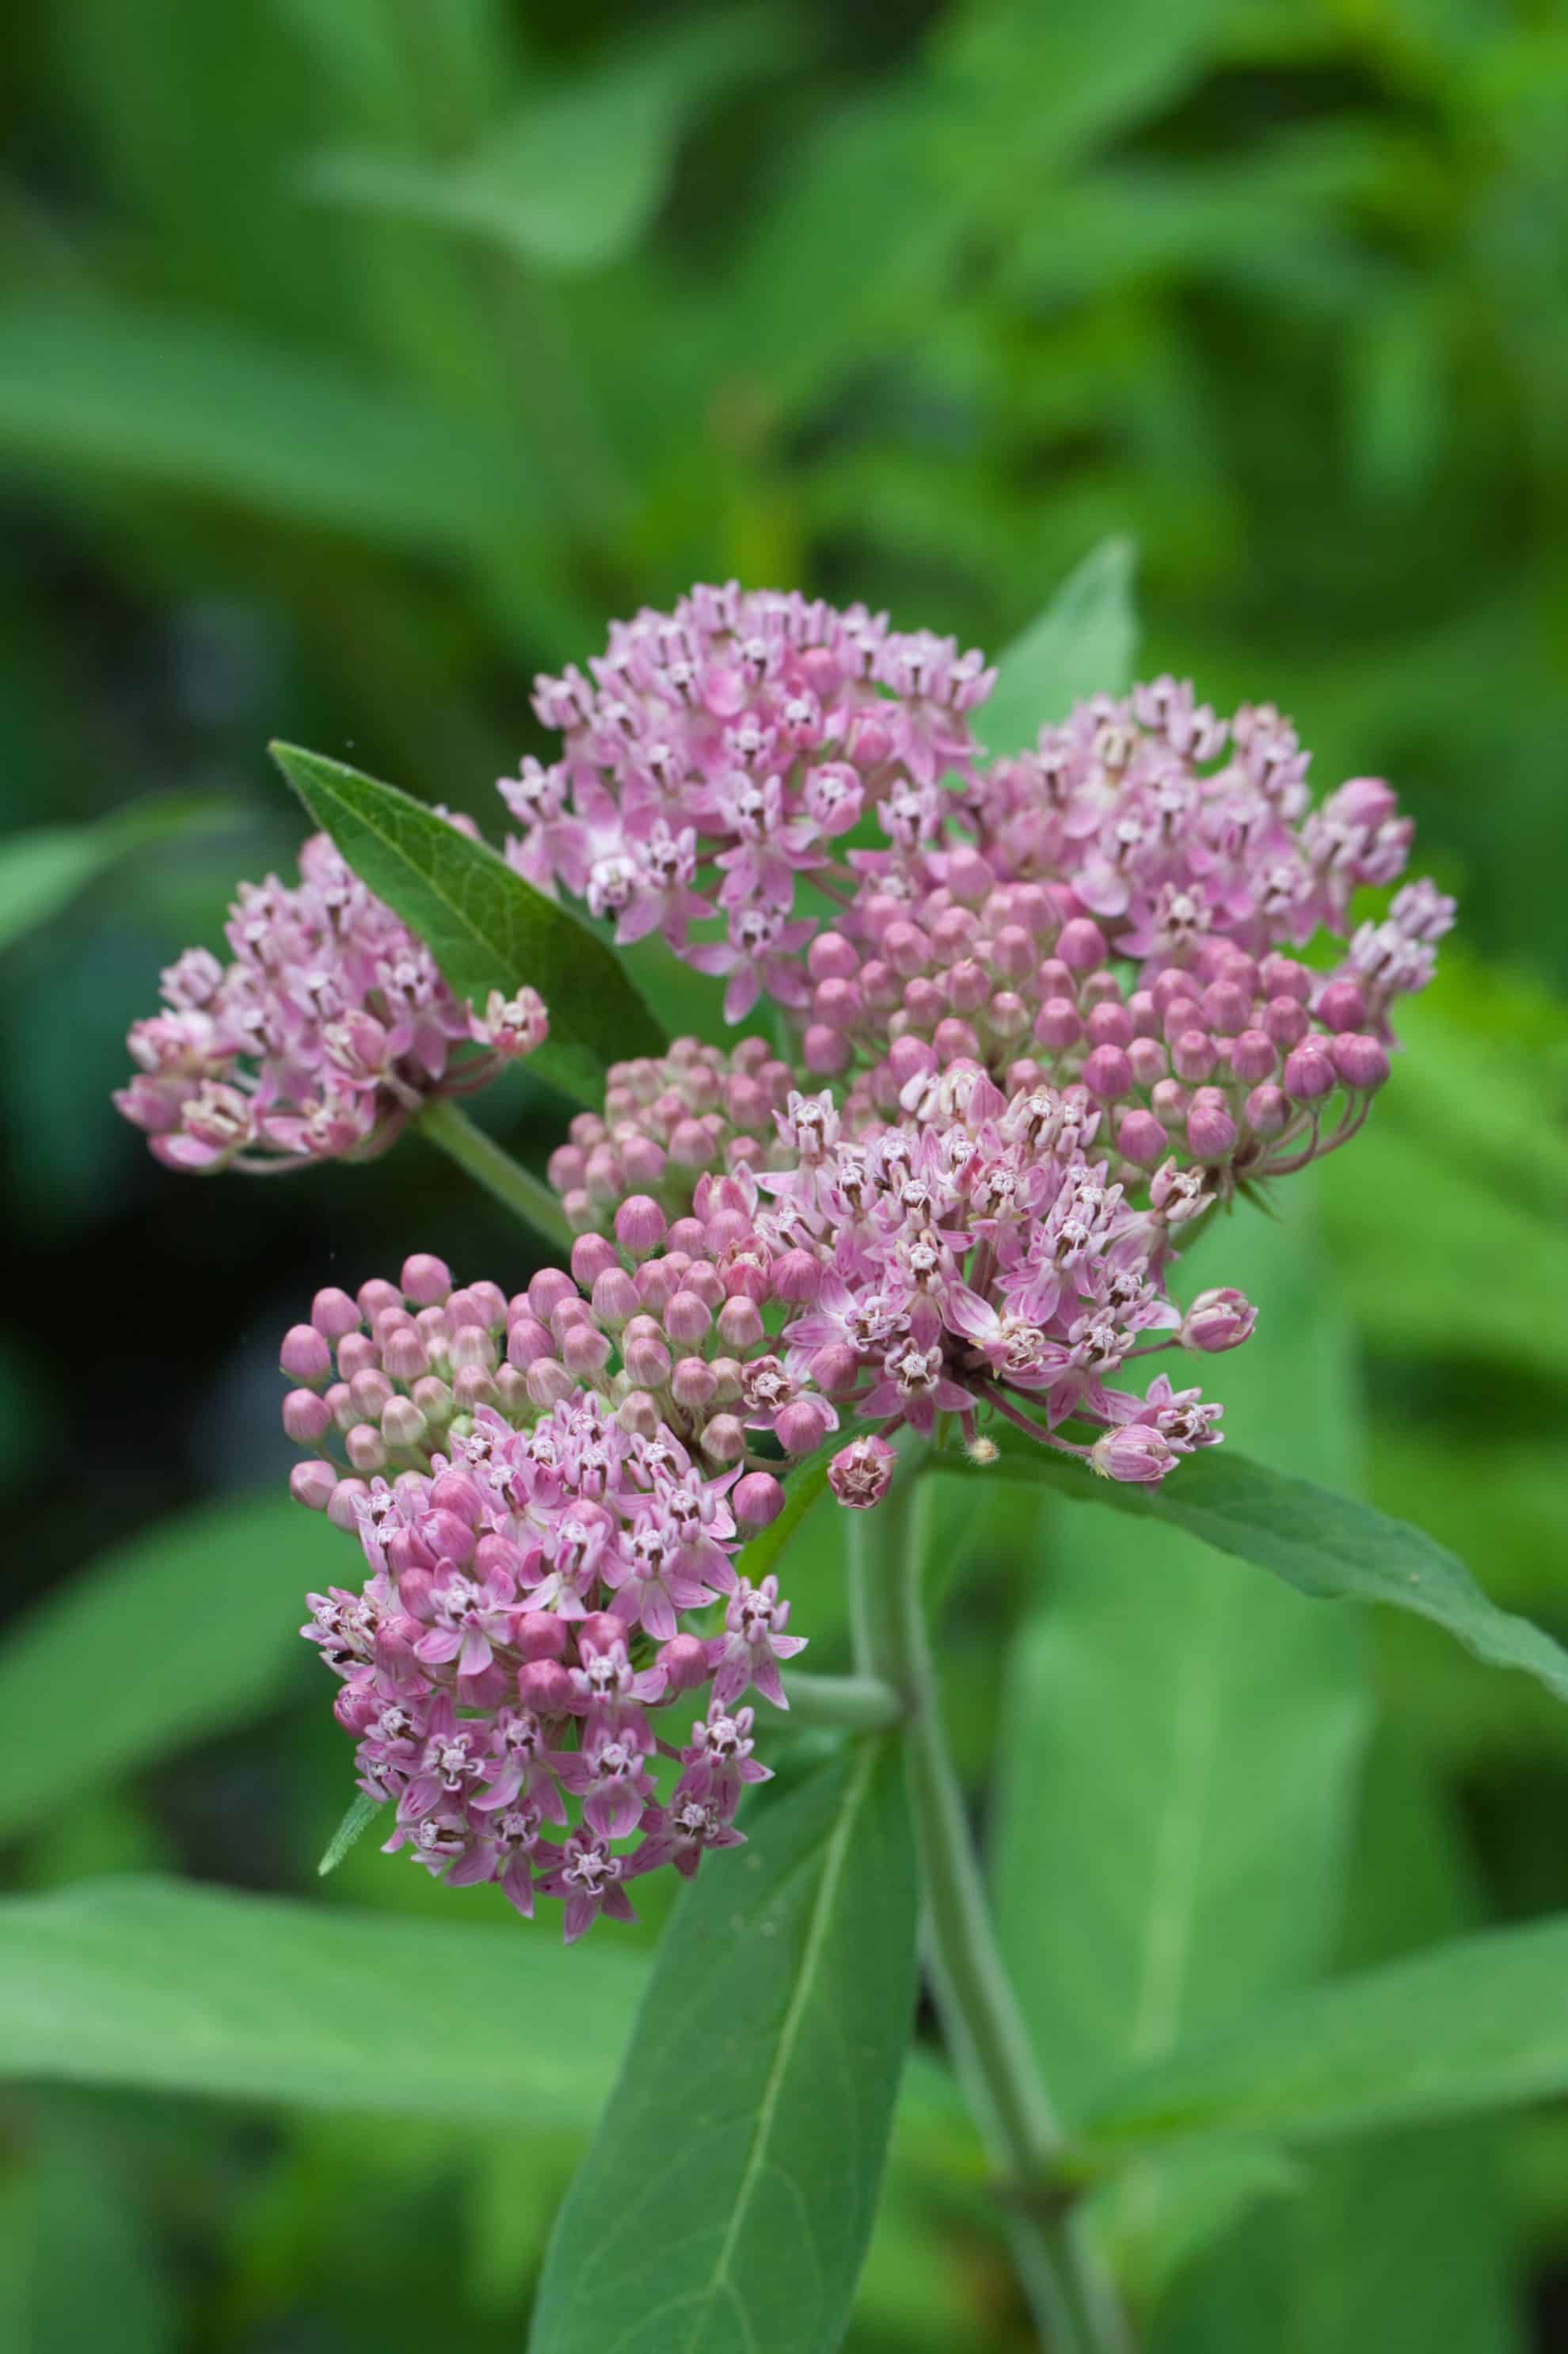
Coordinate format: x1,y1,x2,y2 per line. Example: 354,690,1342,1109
982,535,1138,756
528,1740,919,2354
1078,1909,1568,2162
270,742,666,1106
950,1435,1568,1710
0,1877,640,2127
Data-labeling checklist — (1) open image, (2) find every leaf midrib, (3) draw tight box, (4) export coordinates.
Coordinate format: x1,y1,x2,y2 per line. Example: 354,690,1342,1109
680,1739,878,2352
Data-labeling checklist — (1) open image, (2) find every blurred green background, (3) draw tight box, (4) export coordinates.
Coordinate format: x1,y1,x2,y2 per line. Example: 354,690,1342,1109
1,1,1566,2347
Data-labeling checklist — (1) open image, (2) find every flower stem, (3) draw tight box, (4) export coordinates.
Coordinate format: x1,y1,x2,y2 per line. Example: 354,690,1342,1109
417,1099,573,1252
851,1465,1133,2354
782,1670,907,1733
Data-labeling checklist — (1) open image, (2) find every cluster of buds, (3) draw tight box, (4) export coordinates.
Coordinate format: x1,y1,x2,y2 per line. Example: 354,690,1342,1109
288,1255,803,1937
501,584,995,1021
115,831,546,1171
546,1036,796,1235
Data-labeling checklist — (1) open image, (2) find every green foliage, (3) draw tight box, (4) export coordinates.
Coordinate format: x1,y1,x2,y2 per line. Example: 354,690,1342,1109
1080,1908,1568,2162
0,797,237,954
964,1434,1568,1710
0,1497,337,1844
529,1743,918,2354
982,535,1138,753
272,741,666,1104
0,1877,641,2124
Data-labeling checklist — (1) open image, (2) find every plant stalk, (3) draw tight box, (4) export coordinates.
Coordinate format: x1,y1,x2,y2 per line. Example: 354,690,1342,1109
417,1098,573,1252
782,1670,907,1733
850,1463,1133,2354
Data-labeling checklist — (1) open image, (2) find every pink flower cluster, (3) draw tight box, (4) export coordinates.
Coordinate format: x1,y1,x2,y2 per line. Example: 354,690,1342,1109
501,584,995,1022
116,832,546,1171
287,1255,801,1938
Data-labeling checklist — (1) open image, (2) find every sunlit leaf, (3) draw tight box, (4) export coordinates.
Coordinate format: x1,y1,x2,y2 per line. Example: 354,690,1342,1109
271,741,666,1106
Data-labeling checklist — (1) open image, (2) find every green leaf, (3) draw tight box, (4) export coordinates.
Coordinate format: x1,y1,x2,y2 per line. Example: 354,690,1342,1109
270,741,666,1106
981,536,1138,756
0,797,238,954
0,295,517,557
994,1199,1368,2117
990,1194,1371,2314
0,2112,177,2354
0,1496,341,1843
956,1430,1568,1712
528,1743,919,2354
317,1792,384,1878
305,7,801,274
1079,1907,1568,2161
0,1877,640,2126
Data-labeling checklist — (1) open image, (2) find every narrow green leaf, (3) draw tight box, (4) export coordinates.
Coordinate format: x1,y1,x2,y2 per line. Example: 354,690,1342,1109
982,537,1138,756
955,1431,1568,1711
270,741,666,1106
0,1497,341,1842
0,797,237,954
1079,1909,1568,2160
317,1791,383,1878
0,295,516,555
528,1743,919,2354
0,1878,639,2126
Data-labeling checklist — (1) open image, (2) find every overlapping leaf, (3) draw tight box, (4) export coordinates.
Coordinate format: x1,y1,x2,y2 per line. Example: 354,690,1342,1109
272,742,665,1106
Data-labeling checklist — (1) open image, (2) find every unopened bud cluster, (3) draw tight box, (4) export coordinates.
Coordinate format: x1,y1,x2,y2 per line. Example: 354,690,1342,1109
116,831,546,1171
289,1255,801,1938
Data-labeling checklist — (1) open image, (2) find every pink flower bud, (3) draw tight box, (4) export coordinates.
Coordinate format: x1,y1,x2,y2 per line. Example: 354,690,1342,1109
623,1331,673,1388
1331,1033,1390,1092
280,1324,333,1385
289,1459,337,1511
1057,917,1107,972
1090,1425,1175,1484
1201,982,1251,1037
382,1327,431,1384
1181,1287,1258,1352
381,1396,428,1449
1315,978,1367,1034
1083,1044,1133,1102
733,1472,786,1529
345,1423,387,1473
337,1333,380,1382
358,1278,402,1322
657,1632,710,1695
614,1194,667,1259
528,1267,577,1322
1116,1109,1167,1167
717,1296,764,1352
310,1287,361,1340
400,1253,452,1307
1033,997,1082,1051
1172,1029,1219,1084
702,1413,747,1465
616,1390,661,1438
515,1609,569,1663
1129,1036,1168,1088
664,1289,713,1347
577,1612,623,1659
803,1024,852,1076
828,1435,896,1510
517,1659,573,1713
775,1396,837,1456
1186,1100,1239,1163
1227,1029,1277,1084
772,1249,822,1305
671,1357,717,1414
1244,1084,1290,1138
570,1232,619,1289
1283,1043,1336,1103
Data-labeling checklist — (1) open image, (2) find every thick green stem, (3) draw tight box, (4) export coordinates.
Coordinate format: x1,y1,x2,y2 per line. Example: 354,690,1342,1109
782,1670,906,1734
851,1465,1133,2354
417,1099,573,1252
